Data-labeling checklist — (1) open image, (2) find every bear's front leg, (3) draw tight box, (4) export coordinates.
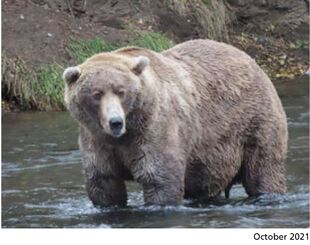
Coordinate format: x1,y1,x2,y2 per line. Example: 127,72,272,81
86,175,127,208
79,130,127,208
134,149,185,205
142,180,184,205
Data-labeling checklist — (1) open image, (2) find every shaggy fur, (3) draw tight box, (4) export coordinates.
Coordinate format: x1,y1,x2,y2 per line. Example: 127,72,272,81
63,39,288,207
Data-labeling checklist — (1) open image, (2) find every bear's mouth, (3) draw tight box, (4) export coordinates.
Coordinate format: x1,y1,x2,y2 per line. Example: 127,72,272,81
110,130,123,138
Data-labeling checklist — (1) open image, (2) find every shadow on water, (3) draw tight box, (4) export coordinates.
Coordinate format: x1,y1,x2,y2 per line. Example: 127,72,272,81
1,78,309,228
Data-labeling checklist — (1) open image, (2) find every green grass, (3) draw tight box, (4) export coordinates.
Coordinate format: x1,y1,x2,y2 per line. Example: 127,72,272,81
67,31,173,63
294,40,309,50
130,31,173,52
2,53,65,110
66,38,122,64
67,38,105,64
2,31,173,111
201,0,211,5
31,64,65,110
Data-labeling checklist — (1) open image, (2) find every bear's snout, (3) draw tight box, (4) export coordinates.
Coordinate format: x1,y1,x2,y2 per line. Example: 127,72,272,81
109,116,124,137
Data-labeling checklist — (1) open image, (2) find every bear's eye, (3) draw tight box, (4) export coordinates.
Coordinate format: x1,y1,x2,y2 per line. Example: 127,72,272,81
115,89,125,98
92,91,103,100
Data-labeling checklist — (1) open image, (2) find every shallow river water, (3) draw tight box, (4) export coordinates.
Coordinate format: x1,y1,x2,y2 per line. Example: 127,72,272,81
2,78,309,228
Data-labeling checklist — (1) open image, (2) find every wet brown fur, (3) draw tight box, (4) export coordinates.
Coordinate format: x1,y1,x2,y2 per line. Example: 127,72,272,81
64,39,288,207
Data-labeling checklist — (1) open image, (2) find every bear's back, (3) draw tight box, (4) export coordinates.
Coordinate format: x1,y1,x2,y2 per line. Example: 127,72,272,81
162,39,260,88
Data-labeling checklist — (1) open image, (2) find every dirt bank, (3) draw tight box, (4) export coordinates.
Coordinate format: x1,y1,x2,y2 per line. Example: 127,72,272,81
2,0,309,111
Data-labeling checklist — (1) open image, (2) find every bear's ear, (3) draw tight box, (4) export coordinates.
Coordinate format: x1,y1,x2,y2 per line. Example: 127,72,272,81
63,66,81,84
132,56,150,75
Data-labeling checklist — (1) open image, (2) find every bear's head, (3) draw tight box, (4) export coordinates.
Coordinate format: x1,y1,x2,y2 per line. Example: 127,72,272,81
63,54,150,138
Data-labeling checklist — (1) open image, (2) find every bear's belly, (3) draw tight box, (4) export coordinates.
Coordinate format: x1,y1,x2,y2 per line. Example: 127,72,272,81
184,159,225,199
184,153,242,199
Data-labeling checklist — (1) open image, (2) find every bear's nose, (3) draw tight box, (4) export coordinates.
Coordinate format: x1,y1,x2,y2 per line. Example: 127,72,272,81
109,116,123,135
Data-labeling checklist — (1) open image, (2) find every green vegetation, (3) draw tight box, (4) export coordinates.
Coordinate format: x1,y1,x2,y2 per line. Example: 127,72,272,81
2,31,173,111
294,40,309,50
2,53,64,110
201,0,211,5
33,64,65,110
130,31,173,52
66,38,121,64
67,31,173,63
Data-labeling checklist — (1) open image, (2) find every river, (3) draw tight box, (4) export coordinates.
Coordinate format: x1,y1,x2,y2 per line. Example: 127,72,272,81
2,78,309,228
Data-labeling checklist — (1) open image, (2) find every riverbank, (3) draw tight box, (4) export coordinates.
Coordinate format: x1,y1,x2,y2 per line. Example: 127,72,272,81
2,0,309,111
2,32,173,111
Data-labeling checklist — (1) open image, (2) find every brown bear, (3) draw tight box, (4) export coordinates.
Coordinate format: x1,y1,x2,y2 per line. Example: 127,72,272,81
63,39,288,207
